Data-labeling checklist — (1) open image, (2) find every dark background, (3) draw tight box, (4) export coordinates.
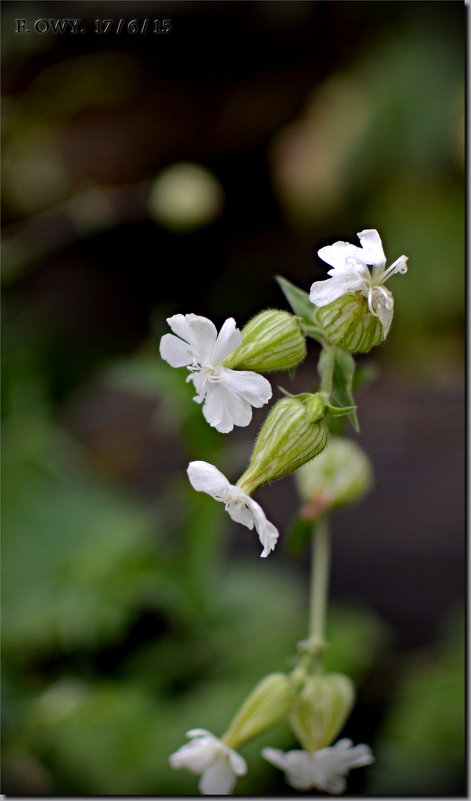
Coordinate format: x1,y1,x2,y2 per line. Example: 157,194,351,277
1,1,465,796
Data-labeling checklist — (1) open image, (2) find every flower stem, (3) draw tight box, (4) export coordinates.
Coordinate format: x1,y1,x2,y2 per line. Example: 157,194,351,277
309,515,330,646
292,515,331,680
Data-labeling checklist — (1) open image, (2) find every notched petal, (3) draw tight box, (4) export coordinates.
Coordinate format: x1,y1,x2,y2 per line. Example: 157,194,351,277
159,333,195,367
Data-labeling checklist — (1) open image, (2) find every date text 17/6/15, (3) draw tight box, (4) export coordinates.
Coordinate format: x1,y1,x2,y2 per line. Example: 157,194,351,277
15,19,172,35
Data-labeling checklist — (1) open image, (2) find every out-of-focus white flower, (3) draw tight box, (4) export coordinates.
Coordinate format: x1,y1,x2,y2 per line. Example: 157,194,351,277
310,229,408,337
169,729,247,795
160,314,272,433
262,738,374,794
187,461,279,557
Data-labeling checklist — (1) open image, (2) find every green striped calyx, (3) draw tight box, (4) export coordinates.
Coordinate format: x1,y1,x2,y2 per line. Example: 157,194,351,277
289,673,355,753
237,393,328,495
316,292,383,353
222,673,295,749
295,436,373,521
222,310,307,372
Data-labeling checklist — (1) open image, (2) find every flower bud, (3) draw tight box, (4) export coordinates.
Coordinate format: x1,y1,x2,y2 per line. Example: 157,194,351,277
222,310,306,372
237,394,328,495
289,673,355,753
222,673,295,749
295,436,373,521
317,292,383,353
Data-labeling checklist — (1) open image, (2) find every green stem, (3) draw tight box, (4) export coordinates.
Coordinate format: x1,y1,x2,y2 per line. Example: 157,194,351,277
292,515,331,681
309,515,331,645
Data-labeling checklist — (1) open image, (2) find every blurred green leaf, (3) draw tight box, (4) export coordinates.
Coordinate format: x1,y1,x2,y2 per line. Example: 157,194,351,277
2,418,162,654
367,611,465,794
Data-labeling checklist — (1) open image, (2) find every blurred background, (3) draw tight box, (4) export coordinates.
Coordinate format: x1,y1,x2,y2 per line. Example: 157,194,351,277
1,0,465,796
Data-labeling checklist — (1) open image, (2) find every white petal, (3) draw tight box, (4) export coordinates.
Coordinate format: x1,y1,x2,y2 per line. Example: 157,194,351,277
317,242,367,270
187,729,214,738
228,749,248,777
357,229,386,266
261,747,290,772
225,491,256,529
169,737,218,774
202,383,252,433
221,369,272,407
313,739,374,792
211,318,242,365
159,333,196,367
325,775,347,794
309,274,365,307
187,461,231,500
167,314,218,363
369,286,394,337
188,370,210,399
248,499,279,557
332,739,375,769
199,756,237,795
262,748,317,790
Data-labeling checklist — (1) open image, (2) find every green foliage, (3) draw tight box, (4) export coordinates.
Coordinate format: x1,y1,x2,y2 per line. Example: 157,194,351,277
2,431,158,654
319,348,359,432
324,606,393,682
366,611,465,795
275,275,326,343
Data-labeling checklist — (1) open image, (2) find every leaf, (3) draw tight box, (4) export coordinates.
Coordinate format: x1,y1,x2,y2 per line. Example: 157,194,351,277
276,276,326,342
319,348,359,432
1,417,169,654
332,350,359,431
325,402,358,418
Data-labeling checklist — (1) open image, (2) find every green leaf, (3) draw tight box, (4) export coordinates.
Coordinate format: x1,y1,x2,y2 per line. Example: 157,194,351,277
319,349,359,432
1,417,169,655
325,402,358,418
276,276,326,342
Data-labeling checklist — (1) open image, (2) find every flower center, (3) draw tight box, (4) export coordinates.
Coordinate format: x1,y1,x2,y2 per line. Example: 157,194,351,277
367,285,393,317
206,367,223,383
372,255,408,286
188,362,223,382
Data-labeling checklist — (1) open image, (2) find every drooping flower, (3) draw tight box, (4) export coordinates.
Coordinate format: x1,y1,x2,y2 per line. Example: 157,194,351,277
262,739,374,794
187,460,279,557
169,729,247,795
159,314,272,433
310,229,408,338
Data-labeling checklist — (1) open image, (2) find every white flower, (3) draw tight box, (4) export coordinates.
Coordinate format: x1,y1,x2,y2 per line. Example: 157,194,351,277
160,314,272,433
187,460,279,557
262,738,374,794
169,729,247,795
310,229,408,337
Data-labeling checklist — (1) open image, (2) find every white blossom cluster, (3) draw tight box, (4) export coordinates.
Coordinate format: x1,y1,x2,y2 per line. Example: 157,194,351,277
161,229,405,794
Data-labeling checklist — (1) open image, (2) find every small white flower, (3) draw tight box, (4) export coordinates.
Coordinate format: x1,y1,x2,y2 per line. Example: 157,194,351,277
169,729,247,795
310,229,408,337
160,314,272,433
262,738,374,794
187,460,279,557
